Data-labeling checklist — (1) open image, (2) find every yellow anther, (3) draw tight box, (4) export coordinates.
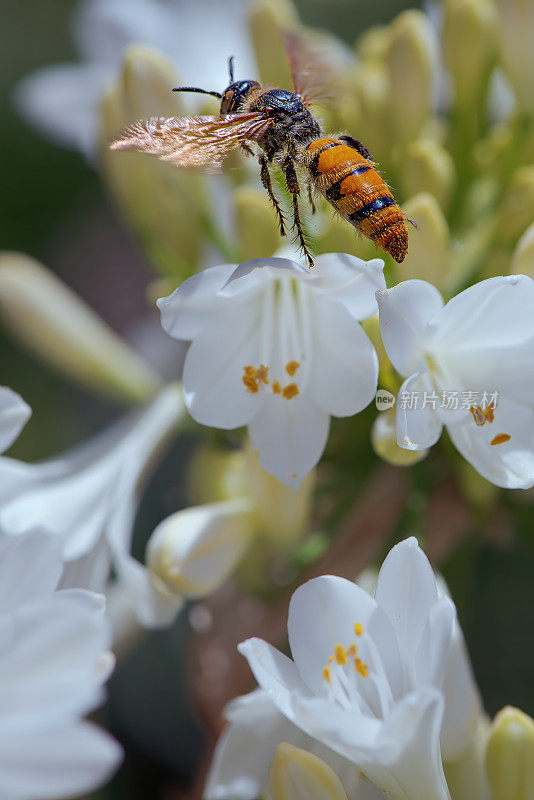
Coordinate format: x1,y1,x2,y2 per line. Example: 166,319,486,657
354,622,364,636
470,405,486,426
282,382,299,400
356,658,369,678
347,643,358,657
328,655,334,663
272,380,281,394
334,645,347,666
323,665,331,683
491,433,511,446
285,360,300,376
242,364,269,394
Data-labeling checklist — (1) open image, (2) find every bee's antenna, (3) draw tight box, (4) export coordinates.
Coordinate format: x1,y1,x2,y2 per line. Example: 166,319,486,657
228,55,235,83
172,86,223,99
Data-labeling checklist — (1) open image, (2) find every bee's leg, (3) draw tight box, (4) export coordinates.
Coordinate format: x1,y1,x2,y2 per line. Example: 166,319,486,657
259,155,286,237
307,182,317,214
338,135,375,163
281,154,314,268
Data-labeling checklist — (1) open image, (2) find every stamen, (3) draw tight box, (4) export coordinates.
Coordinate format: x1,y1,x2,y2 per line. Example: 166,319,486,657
491,433,511,446
356,658,369,678
354,622,363,636
347,643,358,657
285,360,300,376
323,665,331,683
242,364,269,393
282,383,299,400
334,645,347,666
470,405,486,426
272,380,281,394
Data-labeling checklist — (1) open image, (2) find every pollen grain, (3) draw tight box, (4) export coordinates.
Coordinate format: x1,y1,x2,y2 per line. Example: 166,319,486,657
282,382,299,400
285,360,300,376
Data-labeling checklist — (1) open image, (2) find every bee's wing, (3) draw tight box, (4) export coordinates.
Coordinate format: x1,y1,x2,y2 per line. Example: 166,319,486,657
283,31,343,107
110,113,273,168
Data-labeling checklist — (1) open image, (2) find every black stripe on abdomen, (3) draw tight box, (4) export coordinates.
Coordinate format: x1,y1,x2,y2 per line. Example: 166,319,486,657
325,165,371,201
348,196,395,224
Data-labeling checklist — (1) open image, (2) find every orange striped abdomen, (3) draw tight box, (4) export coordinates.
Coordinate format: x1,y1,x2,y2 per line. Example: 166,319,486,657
304,137,408,263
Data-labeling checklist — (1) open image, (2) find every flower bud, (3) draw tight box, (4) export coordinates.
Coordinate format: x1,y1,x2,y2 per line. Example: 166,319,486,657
188,446,248,505
494,0,534,115
146,499,254,599
442,0,498,107
511,222,534,277
0,252,161,403
386,11,434,141
100,45,205,280
371,409,429,466
444,719,490,800
248,0,297,89
268,743,347,800
316,213,377,262
486,706,534,800
399,139,455,211
351,63,391,165
495,167,534,245
400,193,450,289
234,187,281,260
243,441,314,550
356,25,391,64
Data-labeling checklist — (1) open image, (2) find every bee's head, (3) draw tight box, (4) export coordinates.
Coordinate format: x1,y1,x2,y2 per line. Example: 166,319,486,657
220,79,260,114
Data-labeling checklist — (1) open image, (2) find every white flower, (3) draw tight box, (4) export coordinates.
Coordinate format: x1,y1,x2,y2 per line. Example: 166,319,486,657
0,527,122,799
235,537,481,800
0,384,185,627
204,689,382,800
158,255,384,488
376,275,534,488
0,387,31,455
13,0,255,157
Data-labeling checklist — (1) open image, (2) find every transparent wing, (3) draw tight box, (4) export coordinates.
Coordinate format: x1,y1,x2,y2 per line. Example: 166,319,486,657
283,31,345,107
110,113,273,168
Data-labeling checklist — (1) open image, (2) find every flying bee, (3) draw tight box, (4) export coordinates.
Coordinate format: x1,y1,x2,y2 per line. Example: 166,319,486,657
110,50,409,267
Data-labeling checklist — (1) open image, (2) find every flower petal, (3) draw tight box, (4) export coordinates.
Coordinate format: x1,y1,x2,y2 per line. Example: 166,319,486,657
0,529,62,612
248,393,330,488
414,597,455,690
428,274,534,350
447,395,534,488
377,280,444,375
288,576,378,693
374,537,440,685
308,296,378,417
157,264,238,342
0,721,121,799
440,626,482,761
0,590,110,730
396,372,443,450
311,254,386,321
0,388,31,454
13,63,109,156
183,300,268,429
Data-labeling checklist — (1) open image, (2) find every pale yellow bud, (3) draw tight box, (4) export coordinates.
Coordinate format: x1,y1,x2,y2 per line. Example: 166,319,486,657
495,167,534,245
187,446,248,506
243,441,314,550
234,187,281,260
316,214,378,262
494,0,534,114
399,139,455,211
0,253,161,403
268,743,347,800
444,718,490,800
360,314,398,394
356,25,391,64
351,63,391,164
101,46,205,280
248,0,297,89
146,499,254,599
442,0,498,106
486,707,534,800
386,11,434,141
511,222,534,277
371,409,429,467
400,193,450,290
